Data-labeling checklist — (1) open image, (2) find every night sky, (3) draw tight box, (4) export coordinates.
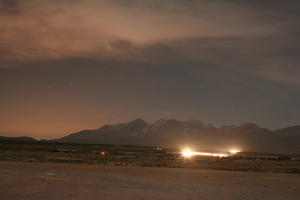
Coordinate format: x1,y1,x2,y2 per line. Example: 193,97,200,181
1,0,300,138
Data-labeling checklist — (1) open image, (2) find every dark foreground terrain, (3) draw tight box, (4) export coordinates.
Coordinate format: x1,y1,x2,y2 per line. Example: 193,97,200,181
0,161,299,200
0,141,300,199
1,141,300,173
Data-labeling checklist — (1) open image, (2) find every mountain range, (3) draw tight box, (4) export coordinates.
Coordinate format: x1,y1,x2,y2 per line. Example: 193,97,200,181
0,136,36,142
54,119,300,154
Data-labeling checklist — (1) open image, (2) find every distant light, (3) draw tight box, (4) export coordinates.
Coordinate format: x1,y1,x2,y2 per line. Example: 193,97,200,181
182,149,194,158
181,148,228,158
229,149,241,154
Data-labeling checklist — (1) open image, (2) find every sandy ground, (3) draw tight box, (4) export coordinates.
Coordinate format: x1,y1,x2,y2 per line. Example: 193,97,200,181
0,161,299,200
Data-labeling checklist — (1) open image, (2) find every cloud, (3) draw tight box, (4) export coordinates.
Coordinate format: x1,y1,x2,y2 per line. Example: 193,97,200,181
0,0,289,64
1,0,299,86
161,35,300,86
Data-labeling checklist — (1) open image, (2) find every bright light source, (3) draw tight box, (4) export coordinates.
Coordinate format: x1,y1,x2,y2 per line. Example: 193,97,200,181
181,148,228,158
182,148,194,158
229,149,241,154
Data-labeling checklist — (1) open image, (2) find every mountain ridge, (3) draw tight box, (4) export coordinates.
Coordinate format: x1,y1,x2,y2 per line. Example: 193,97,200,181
0,136,36,142
54,119,300,154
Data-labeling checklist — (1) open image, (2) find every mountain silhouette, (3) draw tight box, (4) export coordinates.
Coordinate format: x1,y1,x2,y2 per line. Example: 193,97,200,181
55,119,300,154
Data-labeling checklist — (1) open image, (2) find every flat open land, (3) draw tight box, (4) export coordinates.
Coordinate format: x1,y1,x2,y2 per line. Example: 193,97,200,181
1,141,300,173
0,161,299,200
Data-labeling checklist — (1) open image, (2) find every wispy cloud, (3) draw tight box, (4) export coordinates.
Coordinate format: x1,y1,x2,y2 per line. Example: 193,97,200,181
0,0,285,63
1,0,299,86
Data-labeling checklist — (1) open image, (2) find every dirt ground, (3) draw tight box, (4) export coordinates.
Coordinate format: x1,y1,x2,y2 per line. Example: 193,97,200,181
0,161,299,200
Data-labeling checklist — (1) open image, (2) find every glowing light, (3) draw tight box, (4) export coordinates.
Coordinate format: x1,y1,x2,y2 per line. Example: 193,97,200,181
229,149,241,154
182,149,194,158
181,148,228,158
